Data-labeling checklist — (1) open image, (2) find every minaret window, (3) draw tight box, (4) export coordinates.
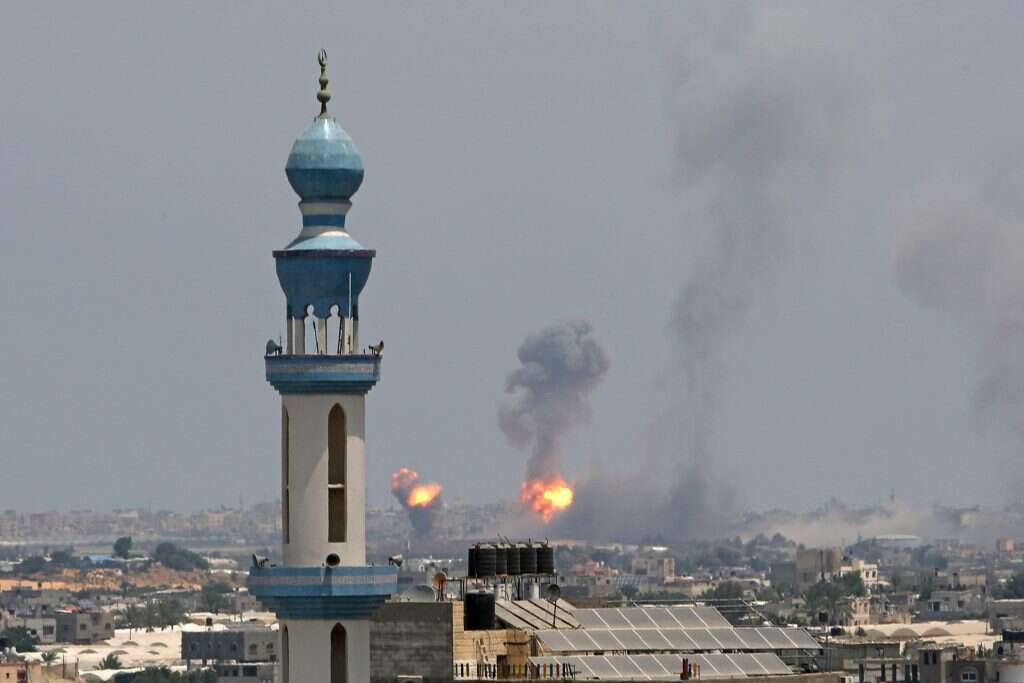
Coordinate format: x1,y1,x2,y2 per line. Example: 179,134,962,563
282,407,290,544
330,623,347,683
328,405,347,542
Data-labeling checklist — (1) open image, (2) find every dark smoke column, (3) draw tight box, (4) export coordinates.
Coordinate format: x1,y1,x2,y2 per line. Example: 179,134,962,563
499,320,609,522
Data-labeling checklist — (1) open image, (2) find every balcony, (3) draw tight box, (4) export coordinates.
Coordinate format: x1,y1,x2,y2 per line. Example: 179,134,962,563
265,354,381,395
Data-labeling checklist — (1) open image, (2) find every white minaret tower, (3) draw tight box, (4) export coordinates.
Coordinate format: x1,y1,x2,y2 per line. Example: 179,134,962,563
248,50,395,683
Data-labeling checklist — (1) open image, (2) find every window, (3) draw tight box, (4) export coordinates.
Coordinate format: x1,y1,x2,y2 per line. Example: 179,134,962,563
327,405,346,543
282,407,290,544
961,671,978,682
331,623,347,683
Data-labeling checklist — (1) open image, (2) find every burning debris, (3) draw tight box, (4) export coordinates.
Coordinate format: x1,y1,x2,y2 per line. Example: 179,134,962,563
499,320,609,523
391,467,443,537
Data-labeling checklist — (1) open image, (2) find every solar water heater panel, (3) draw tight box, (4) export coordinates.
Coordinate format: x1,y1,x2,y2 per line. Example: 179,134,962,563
633,654,672,677
581,655,621,679
703,653,746,677
589,629,625,652
710,628,746,650
607,655,647,678
757,627,797,649
670,606,706,628
563,629,600,652
639,629,674,651
536,629,574,653
647,607,685,629
752,653,793,675
686,628,724,650
620,607,659,629
662,628,698,651
694,606,733,629
594,608,633,629
734,628,772,649
575,608,611,630
784,628,821,650
729,653,771,675
611,629,649,651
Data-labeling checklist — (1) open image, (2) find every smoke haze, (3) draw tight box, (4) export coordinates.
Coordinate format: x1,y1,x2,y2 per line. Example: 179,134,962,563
558,6,870,542
893,170,1024,485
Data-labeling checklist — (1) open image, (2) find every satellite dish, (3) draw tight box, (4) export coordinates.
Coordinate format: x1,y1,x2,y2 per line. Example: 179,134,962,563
545,584,561,604
432,571,447,592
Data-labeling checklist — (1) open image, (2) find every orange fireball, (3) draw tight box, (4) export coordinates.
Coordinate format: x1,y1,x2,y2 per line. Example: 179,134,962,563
520,477,574,522
407,482,442,508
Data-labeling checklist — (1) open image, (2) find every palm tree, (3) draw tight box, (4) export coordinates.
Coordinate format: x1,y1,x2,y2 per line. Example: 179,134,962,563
97,654,123,670
40,651,58,664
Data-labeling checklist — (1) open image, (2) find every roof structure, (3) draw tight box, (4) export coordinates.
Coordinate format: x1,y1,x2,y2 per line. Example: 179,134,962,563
495,598,580,631
530,652,794,680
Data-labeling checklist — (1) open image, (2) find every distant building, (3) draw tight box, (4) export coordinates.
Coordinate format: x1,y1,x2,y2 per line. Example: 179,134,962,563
181,626,278,665
54,610,113,644
772,548,842,593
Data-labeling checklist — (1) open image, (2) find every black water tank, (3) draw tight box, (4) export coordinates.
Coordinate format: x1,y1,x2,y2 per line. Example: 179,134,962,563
494,545,508,575
465,591,496,630
537,544,555,575
506,544,521,575
519,544,538,574
475,544,497,577
468,546,478,578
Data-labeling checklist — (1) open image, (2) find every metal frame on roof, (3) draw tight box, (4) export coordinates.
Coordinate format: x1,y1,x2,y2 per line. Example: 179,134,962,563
528,651,793,680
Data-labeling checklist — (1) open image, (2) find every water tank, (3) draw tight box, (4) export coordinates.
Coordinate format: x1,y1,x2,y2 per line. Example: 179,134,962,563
519,544,538,574
537,544,555,575
475,545,497,577
465,591,496,630
468,546,478,578
506,544,522,575
494,545,508,575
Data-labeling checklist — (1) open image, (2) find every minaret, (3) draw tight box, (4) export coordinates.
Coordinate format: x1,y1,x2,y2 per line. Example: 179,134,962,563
248,50,396,683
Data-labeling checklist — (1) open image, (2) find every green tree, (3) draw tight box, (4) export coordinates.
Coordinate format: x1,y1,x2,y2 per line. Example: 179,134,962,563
41,651,58,664
15,556,48,575
113,537,133,559
97,654,123,670
1001,573,1024,599
200,583,232,613
705,581,746,601
156,600,185,629
0,626,39,652
152,543,208,571
620,584,639,601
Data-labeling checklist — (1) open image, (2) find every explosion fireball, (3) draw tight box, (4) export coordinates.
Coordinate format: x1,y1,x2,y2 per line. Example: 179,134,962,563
520,477,574,523
391,467,443,536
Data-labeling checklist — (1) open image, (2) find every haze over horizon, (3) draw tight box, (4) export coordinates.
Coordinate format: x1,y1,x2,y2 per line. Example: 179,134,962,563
3,3,1024,519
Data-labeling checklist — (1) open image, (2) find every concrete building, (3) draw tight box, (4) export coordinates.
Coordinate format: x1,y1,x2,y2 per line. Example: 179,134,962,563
246,51,397,683
54,610,113,644
182,626,278,665
0,614,56,644
773,548,843,593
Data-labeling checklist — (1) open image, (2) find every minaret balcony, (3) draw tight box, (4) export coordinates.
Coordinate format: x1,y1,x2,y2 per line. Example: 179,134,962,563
266,353,381,394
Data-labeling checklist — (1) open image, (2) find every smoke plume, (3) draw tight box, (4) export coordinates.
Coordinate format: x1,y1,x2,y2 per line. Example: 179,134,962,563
391,467,444,537
893,170,1024,482
557,6,869,542
499,320,610,514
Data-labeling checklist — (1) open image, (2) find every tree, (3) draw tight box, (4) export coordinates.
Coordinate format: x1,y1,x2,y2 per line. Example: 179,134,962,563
0,626,39,652
114,537,133,559
97,654,123,670
15,556,48,575
49,550,74,566
41,651,58,664
156,600,186,629
620,585,639,601
200,583,233,614
705,581,746,601
1001,573,1024,599
152,543,208,571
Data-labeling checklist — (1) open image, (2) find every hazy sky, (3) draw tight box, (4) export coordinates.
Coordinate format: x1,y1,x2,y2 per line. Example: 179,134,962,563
3,3,1023,515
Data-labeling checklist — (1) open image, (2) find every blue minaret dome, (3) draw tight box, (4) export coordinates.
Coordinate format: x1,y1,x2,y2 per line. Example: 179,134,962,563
273,50,376,321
